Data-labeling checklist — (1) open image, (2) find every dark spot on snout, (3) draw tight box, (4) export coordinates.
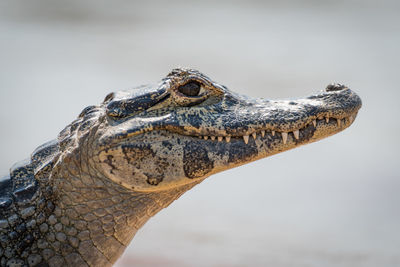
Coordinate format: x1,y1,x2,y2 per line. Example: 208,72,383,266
293,124,315,145
228,141,258,164
183,142,214,179
103,155,118,174
122,144,155,164
145,173,164,186
162,141,173,150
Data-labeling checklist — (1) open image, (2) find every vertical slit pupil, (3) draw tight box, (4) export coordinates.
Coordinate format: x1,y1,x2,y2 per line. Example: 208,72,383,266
178,81,201,96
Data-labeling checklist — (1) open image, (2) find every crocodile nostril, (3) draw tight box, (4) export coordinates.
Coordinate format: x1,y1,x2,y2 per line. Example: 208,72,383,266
326,83,348,92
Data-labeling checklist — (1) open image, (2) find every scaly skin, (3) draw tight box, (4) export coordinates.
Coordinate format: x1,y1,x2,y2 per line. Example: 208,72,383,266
0,68,361,266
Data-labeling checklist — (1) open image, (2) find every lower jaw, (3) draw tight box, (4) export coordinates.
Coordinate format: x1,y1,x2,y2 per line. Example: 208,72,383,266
200,114,356,177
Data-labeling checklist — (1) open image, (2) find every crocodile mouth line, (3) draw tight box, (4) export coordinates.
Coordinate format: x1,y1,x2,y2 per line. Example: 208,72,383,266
191,112,358,144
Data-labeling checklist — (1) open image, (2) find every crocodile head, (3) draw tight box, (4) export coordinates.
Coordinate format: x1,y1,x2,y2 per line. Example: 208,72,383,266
0,68,361,267
16,68,361,266
72,68,361,193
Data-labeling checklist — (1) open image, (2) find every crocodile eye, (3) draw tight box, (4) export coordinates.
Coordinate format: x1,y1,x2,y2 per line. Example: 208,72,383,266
178,81,201,97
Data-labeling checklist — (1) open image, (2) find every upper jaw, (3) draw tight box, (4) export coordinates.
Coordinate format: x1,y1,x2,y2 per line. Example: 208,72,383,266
99,85,361,147
171,86,361,139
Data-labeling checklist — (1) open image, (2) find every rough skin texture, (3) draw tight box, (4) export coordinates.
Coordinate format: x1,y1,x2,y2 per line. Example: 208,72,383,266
0,68,362,266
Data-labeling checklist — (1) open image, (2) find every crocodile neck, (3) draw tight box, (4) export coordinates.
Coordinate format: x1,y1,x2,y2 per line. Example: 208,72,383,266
0,158,198,266
50,168,200,266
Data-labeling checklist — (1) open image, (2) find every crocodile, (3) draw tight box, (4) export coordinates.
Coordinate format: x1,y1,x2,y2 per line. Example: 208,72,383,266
0,68,361,266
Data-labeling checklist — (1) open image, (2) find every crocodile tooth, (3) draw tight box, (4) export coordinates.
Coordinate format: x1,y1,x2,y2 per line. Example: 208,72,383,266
252,132,257,139
261,130,265,137
225,136,231,143
326,117,329,123
218,136,223,142
243,135,249,144
318,115,323,120
293,130,299,140
313,120,317,127
272,131,275,136
211,136,216,140
204,136,209,140
337,118,341,127
349,114,354,123
281,132,288,144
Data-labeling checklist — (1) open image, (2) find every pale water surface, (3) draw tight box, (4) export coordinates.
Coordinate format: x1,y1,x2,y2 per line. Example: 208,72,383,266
0,1,399,266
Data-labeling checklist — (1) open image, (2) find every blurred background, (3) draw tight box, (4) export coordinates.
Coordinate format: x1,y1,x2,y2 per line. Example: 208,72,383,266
0,0,399,266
